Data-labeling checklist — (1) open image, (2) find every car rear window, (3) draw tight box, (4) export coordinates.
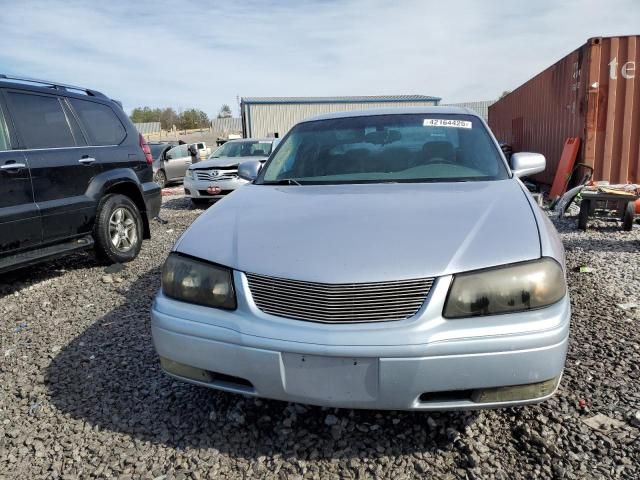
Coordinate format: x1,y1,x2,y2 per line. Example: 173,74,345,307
7,92,76,149
69,99,126,146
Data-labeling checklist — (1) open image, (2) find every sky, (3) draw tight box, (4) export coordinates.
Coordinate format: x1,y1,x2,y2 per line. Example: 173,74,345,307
1,0,639,117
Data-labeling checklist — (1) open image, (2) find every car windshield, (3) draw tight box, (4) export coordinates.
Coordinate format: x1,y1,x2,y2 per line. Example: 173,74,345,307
257,114,508,185
211,140,273,158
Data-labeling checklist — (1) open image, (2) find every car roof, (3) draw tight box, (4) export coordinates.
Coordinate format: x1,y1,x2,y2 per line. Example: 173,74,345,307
0,74,110,102
302,106,479,123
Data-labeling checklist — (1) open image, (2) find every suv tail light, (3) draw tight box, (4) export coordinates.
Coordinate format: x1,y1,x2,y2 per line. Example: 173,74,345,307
139,133,153,165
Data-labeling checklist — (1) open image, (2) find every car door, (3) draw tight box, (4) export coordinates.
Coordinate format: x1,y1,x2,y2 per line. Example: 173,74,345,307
0,94,41,254
66,96,129,178
165,145,190,181
4,89,101,243
164,145,180,181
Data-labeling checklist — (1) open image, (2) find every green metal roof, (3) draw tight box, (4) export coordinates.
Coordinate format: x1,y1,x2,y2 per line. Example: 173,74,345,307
241,95,441,105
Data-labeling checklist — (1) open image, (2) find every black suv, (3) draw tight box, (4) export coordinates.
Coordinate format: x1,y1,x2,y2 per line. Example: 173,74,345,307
0,75,161,273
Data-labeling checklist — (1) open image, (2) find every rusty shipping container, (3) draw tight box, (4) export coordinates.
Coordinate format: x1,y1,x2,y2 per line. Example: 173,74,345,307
489,35,640,185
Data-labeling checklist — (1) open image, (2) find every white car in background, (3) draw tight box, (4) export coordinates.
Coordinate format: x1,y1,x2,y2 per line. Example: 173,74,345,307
189,142,211,161
183,138,279,205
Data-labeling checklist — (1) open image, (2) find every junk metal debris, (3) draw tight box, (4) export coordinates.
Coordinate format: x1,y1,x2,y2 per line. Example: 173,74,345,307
581,414,627,433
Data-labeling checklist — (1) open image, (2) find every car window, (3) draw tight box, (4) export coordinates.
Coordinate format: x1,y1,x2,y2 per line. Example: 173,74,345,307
167,146,178,159
0,107,10,151
7,92,76,149
197,143,204,149
259,114,508,185
149,144,168,159
61,101,87,146
69,98,126,146
168,145,188,158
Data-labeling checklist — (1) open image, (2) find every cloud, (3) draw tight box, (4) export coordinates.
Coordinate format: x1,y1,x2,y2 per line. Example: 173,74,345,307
1,0,638,116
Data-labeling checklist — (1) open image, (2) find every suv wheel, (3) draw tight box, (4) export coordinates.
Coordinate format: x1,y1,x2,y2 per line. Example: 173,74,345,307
155,170,167,188
94,194,143,263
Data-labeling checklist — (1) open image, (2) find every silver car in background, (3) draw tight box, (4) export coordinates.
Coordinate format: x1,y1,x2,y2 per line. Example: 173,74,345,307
152,107,569,410
183,138,279,205
152,143,193,188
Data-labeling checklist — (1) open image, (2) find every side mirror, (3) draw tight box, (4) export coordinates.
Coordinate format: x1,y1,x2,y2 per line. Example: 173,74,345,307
510,152,546,178
165,153,172,160
238,160,262,181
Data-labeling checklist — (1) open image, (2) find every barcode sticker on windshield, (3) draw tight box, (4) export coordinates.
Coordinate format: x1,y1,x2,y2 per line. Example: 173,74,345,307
423,119,472,129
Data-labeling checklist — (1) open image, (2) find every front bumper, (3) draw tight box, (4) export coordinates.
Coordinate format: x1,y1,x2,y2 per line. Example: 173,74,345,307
151,273,570,410
183,175,248,199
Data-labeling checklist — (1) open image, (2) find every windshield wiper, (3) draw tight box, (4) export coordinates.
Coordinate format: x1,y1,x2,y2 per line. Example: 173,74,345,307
264,178,302,186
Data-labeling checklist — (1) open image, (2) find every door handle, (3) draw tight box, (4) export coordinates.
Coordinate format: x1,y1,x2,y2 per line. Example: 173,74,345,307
78,157,97,165
1,162,26,171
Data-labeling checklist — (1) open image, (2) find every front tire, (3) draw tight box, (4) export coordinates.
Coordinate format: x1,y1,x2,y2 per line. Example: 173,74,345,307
154,170,167,188
94,194,144,264
622,201,635,231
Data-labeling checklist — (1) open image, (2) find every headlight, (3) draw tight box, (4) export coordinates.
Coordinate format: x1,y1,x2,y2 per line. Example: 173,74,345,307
161,254,236,309
443,258,565,318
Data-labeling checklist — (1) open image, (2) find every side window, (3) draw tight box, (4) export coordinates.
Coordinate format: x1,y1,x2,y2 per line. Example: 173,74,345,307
166,146,177,159
69,98,126,146
0,106,10,151
7,92,76,149
61,101,87,146
179,145,188,157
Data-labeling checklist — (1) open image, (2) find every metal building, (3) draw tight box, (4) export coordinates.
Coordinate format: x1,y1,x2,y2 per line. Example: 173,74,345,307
210,117,242,137
241,95,441,138
133,122,161,136
441,100,495,122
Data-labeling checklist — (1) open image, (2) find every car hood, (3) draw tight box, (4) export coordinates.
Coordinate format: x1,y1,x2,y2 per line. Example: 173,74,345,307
192,156,268,169
175,180,541,283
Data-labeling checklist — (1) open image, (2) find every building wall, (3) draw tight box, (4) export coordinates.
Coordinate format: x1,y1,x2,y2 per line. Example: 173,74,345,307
210,117,242,138
244,100,439,138
134,122,161,135
441,100,495,122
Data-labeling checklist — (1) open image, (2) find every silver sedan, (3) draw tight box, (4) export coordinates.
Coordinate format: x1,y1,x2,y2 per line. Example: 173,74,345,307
152,107,569,410
183,138,278,205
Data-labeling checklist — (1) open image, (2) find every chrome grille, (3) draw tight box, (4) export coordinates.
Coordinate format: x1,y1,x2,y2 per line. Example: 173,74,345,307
246,273,434,323
194,168,238,182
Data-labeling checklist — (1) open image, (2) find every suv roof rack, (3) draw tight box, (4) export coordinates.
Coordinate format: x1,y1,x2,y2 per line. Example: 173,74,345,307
0,74,108,98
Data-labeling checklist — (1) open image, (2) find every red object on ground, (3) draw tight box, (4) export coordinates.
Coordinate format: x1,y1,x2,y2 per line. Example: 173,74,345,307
549,137,581,199
578,399,587,409
635,199,640,214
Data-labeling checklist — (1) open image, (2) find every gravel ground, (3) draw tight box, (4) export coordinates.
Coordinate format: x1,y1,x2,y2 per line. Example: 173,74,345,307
1,194,639,480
